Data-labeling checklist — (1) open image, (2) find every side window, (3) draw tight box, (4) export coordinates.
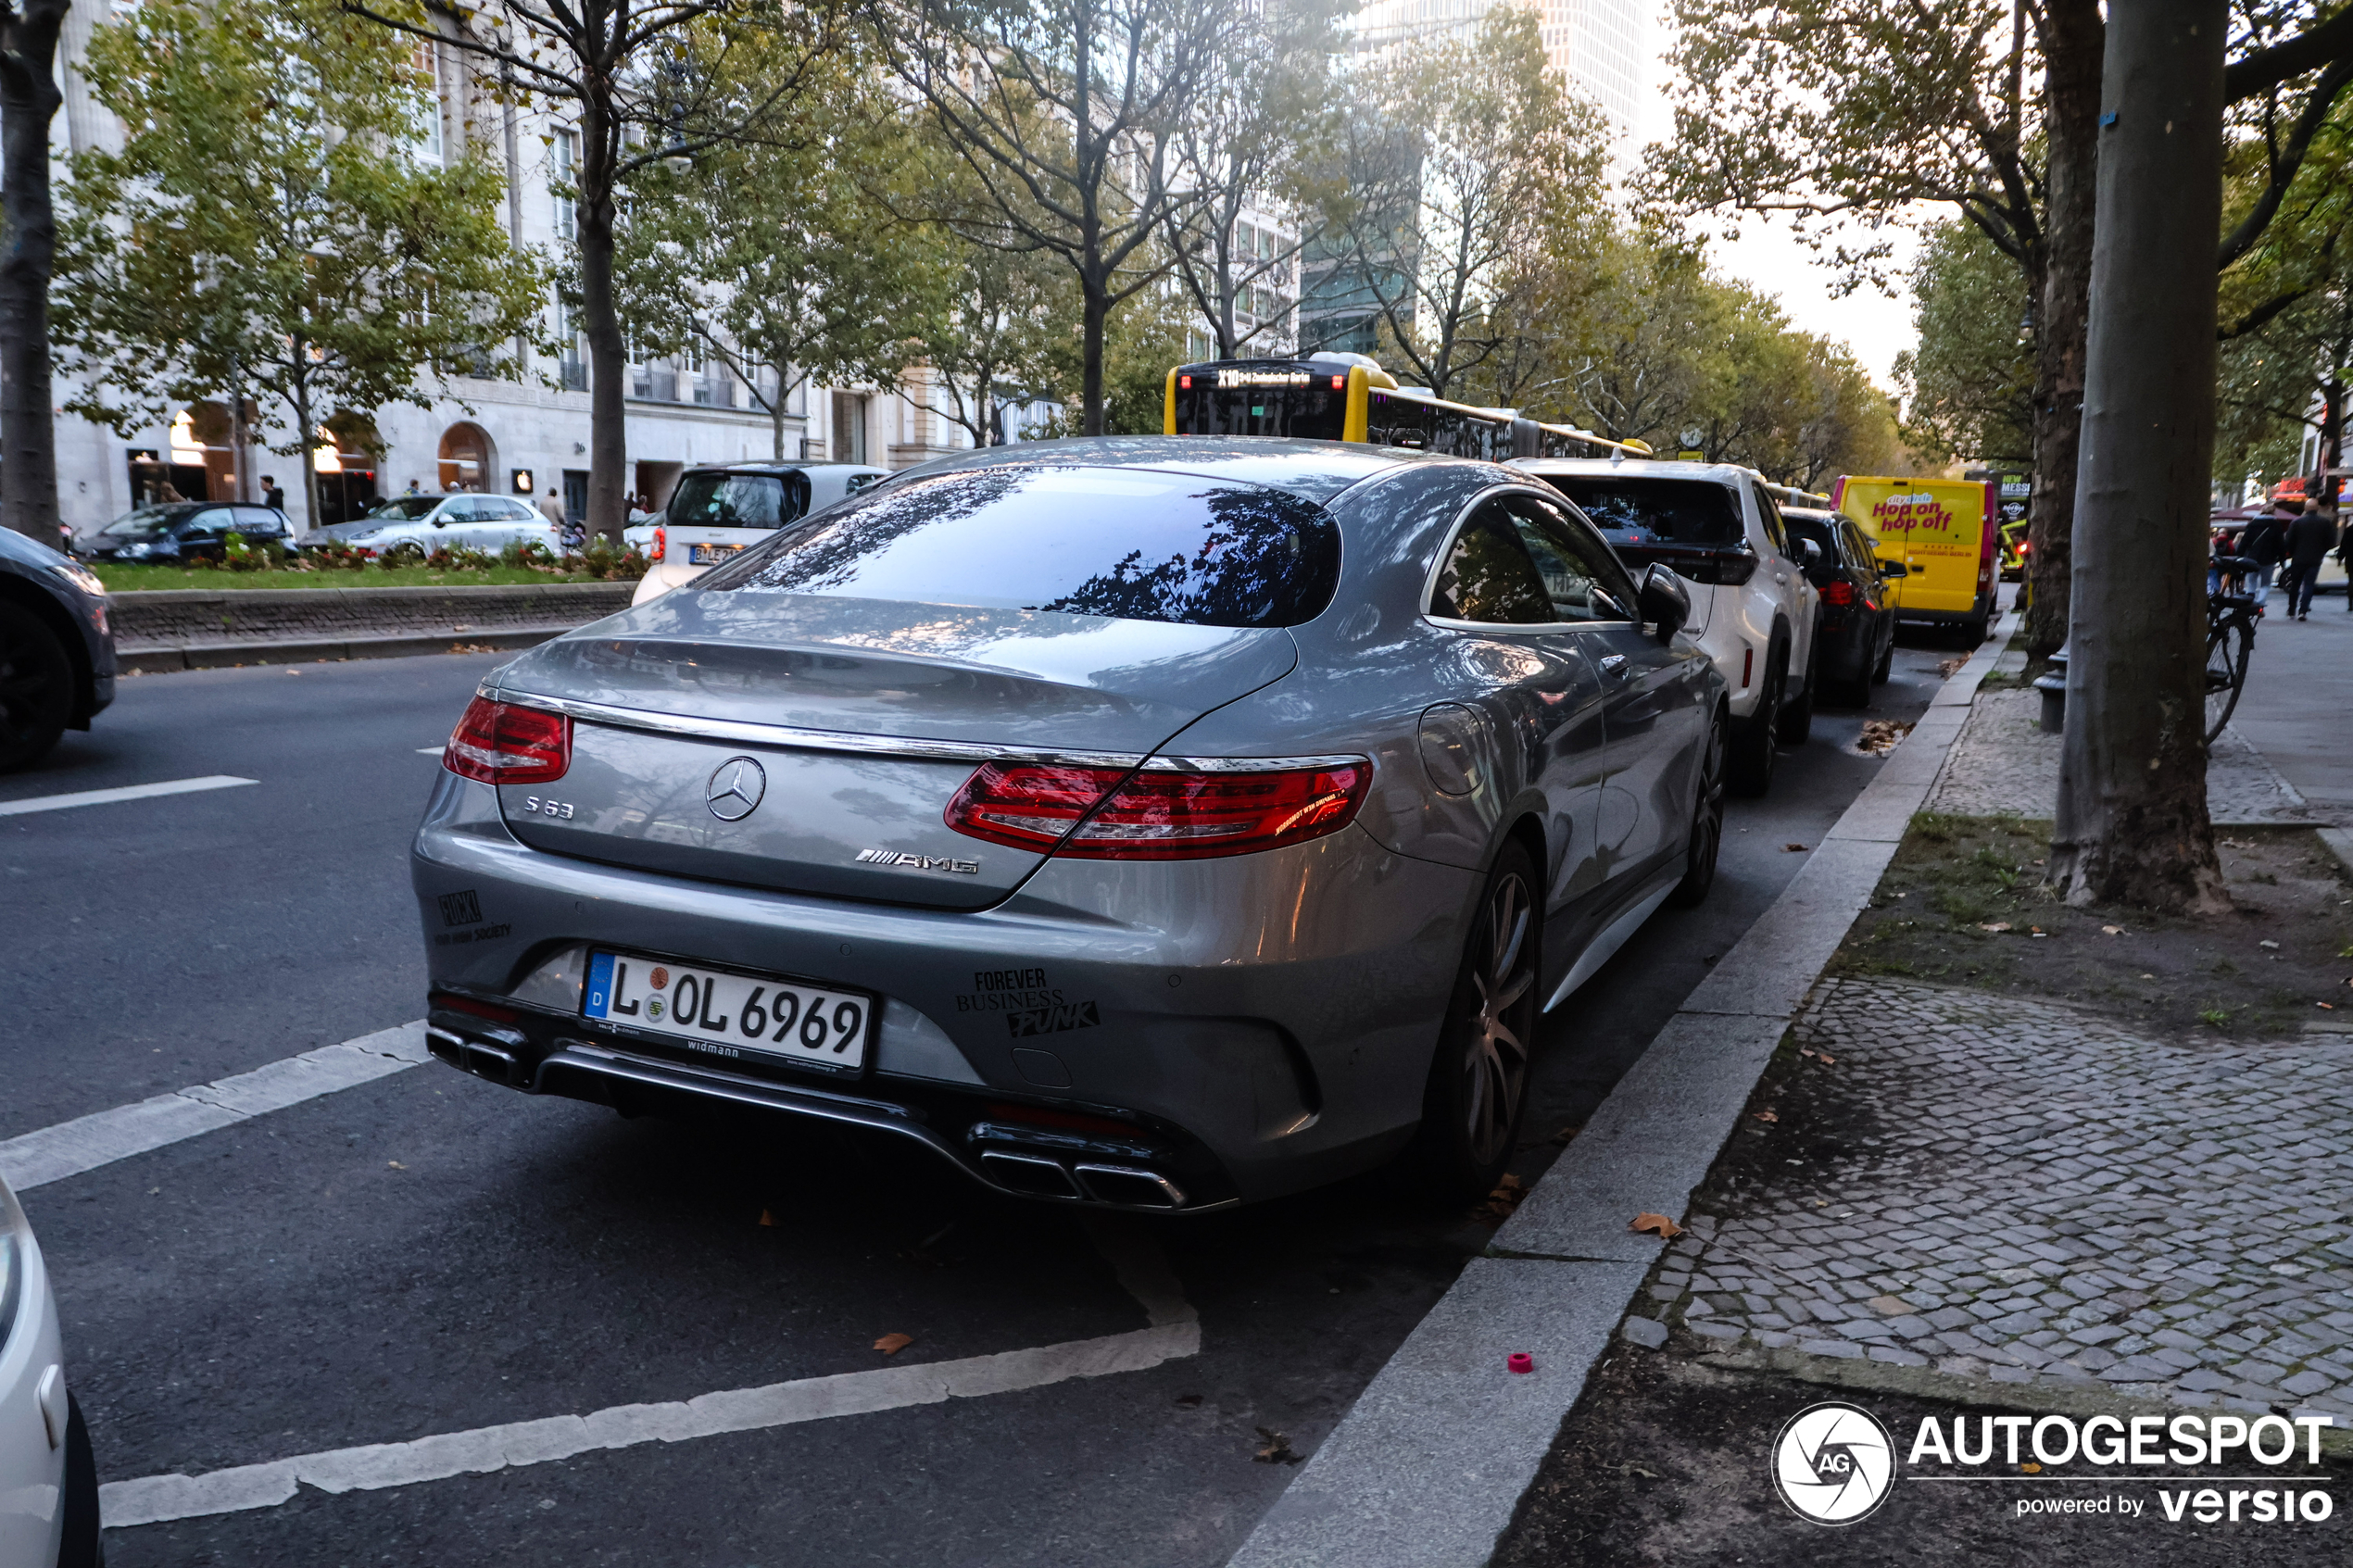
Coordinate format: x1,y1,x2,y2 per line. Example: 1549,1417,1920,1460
441,499,482,522
845,471,885,495
1750,483,1790,557
1428,500,1554,625
182,508,233,536
232,506,282,533
503,498,539,520
1504,494,1640,622
1841,524,1876,577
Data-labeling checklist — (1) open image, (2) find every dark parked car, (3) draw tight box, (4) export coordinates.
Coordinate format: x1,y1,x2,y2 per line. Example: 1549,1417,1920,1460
0,526,115,771
1782,507,1903,707
78,501,293,564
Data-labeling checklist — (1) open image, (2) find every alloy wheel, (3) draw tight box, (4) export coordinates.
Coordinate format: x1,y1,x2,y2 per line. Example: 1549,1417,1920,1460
1457,868,1537,1169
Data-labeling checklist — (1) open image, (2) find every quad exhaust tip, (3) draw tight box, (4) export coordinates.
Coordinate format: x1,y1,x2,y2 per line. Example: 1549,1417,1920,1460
975,1149,1186,1209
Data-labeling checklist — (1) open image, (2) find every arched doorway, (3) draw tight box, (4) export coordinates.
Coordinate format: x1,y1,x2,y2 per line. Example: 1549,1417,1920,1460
438,421,496,493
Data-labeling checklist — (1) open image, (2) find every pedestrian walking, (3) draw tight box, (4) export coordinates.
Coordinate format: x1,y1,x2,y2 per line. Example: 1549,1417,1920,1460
2240,499,2291,614
2282,500,2336,620
260,475,284,509
404,478,423,495
537,488,565,528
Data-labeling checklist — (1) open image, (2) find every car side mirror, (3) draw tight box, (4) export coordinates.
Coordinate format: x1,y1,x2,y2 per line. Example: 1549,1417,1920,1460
432,518,448,528
1637,562,1690,645
1797,537,1823,568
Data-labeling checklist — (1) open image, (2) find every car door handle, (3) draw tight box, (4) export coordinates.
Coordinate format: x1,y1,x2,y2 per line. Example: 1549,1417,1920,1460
1598,654,1629,676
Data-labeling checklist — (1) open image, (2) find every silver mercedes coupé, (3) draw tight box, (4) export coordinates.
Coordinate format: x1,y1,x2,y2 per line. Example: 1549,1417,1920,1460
412,437,1727,1210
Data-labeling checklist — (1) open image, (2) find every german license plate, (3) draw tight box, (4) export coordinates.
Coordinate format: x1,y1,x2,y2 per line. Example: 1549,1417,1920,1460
582,950,873,1072
687,543,743,564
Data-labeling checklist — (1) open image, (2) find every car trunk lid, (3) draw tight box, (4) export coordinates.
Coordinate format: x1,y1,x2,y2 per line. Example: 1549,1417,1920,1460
487,591,1297,909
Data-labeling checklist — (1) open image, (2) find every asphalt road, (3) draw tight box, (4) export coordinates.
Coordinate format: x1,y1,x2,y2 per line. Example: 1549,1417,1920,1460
1,630,1957,1566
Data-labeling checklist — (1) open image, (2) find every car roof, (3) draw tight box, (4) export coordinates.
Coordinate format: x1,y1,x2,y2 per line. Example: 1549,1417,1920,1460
1512,456,1761,485
882,435,1480,506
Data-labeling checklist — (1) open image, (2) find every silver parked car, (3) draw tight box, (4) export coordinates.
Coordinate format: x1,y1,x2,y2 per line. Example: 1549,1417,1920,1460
412,438,1727,1208
301,494,559,558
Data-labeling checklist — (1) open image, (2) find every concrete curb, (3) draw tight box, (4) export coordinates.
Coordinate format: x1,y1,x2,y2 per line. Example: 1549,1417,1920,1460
117,624,581,674
1224,613,2020,1568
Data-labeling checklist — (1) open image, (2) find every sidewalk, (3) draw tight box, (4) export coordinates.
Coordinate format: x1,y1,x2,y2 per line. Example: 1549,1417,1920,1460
1489,643,2353,1562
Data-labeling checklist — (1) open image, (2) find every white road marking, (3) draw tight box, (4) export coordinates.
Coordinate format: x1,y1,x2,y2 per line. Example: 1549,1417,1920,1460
0,1022,428,1191
0,775,258,818
101,1317,1201,1529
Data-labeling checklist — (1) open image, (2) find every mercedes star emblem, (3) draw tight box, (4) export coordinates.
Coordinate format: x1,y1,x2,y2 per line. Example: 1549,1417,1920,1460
705,757,767,822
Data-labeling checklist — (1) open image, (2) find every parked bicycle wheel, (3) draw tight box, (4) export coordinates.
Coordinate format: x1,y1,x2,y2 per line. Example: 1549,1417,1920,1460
2204,612,2253,742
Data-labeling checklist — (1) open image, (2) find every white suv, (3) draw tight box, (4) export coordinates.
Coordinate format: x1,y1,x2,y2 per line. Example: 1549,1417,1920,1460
1517,458,1820,795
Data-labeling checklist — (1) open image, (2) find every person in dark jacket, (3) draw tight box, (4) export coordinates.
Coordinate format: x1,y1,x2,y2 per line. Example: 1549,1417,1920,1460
2283,501,2338,620
2239,503,2291,612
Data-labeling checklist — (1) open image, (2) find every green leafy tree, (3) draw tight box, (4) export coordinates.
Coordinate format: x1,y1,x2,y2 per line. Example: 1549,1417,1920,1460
56,0,545,527
906,229,1067,447
617,42,927,460
1315,6,1606,401
887,0,1243,434
1894,220,2035,465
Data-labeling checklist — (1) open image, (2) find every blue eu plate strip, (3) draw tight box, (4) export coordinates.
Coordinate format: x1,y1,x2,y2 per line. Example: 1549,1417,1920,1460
584,951,615,1019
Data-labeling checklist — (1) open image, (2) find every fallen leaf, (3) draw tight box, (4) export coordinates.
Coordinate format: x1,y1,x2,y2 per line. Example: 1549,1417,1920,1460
2021,1461,2043,1474
1629,1212,1683,1238
1752,1110,1779,1123
2101,925,2124,935
1784,842,1809,852
1254,1426,1302,1464
1817,1053,1837,1065
874,1333,913,1355
1980,922,2012,933
386,1160,406,1170
758,1209,777,1227
1551,1123,1582,1146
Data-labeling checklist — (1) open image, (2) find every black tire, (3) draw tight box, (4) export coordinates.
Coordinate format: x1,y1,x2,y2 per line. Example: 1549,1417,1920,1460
0,599,74,772
1780,646,1818,744
1727,650,1785,797
1409,840,1541,1199
60,1393,102,1568
1667,707,1727,909
2204,615,2252,742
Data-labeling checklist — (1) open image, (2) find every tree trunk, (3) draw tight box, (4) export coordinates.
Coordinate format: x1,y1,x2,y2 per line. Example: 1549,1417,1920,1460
291,366,321,539
576,98,629,546
0,0,69,546
2322,378,2344,485
1080,278,1107,436
2023,0,2104,659
2048,0,2228,914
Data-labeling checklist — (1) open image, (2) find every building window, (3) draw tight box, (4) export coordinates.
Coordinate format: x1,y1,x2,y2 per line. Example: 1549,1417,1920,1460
553,131,578,243
411,41,444,165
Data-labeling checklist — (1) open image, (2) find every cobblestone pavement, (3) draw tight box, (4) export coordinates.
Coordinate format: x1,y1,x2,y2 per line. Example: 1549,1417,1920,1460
1634,977,2353,1424
1925,686,2312,824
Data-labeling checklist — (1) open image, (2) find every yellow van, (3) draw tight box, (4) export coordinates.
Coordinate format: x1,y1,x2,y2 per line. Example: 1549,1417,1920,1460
1831,476,1999,643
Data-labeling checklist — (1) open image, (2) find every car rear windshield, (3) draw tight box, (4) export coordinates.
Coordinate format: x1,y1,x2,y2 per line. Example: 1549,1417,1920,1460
698,464,1341,628
1537,476,1743,548
667,472,808,531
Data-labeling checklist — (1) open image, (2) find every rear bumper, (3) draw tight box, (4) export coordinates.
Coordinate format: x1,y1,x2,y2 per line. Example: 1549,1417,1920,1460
413,771,1474,1208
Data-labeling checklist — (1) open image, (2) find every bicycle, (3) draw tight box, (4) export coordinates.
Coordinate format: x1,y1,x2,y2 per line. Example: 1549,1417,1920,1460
2205,553,2260,742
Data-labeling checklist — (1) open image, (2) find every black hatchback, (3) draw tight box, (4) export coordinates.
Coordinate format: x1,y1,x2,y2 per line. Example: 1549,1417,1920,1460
79,502,294,564
1782,507,1903,706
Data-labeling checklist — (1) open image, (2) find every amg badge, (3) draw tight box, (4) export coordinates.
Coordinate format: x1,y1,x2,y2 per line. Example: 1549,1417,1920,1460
855,848,980,874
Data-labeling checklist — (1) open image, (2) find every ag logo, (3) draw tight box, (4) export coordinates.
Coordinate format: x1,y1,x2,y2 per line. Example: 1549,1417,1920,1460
1771,1401,1894,1524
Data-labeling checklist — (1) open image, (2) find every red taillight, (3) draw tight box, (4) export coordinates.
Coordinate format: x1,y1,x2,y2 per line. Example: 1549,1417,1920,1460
945,759,1369,860
1179,374,1192,389
443,696,571,784
2017,541,2031,556
1330,374,1345,389
1742,646,1755,688
650,525,666,562
1820,580,1856,607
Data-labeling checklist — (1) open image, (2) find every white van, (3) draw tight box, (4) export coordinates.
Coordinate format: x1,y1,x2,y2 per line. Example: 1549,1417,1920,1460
627,462,888,605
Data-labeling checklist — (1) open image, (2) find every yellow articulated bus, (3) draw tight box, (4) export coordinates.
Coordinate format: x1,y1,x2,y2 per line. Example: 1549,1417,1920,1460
1164,354,1651,461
